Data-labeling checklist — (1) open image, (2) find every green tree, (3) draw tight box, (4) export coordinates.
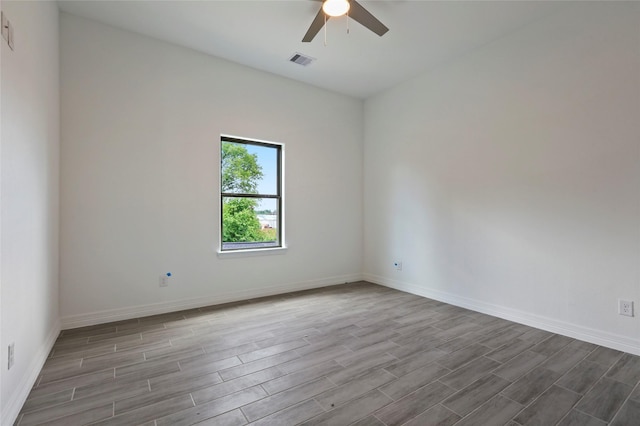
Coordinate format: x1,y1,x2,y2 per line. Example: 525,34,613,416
221,142,268,243
221,142,263,193
222,198,262,242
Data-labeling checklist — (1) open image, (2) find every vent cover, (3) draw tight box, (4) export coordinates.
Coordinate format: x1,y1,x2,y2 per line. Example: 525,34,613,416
289,52,315,66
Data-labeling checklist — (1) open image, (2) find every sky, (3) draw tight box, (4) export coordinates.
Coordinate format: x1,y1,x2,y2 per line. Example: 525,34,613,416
246,144,278,212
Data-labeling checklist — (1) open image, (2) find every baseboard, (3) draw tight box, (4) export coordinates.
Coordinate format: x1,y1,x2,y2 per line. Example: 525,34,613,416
1,318,61,426
364,273,640,356
61,273,363,330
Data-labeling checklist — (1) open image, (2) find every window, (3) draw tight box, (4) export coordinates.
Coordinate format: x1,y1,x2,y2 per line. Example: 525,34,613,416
220,136,283,251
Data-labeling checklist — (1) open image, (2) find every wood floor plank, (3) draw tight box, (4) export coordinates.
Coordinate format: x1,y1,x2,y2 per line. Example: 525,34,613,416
587,346,624,367
39,353,143,385
492,350,547,382
379,363,451,401
437,343,493,371
530,334,574,357
384,348,448,378
513,385,582,426
556,360,608,395
218,350,300,381
27,369,116,400
519,328,554,344
260,360,343,395
435,335,480,354
325,353,397,386
349,415,387,426
191,367,284,405
439,356,500,390
155,386,266,426
241,377,334,422
540,345,592,374
113,338,172,355
150,357,237,388
345,329,401,351
606,353,640,386
36,404,114,426
454,395,522,426
558,409,607,426
479,327,526,349
442,374,511,417
374,381,457,426
501,366,562,405
49,343,116,360
399,404,460,426
300,389,392,426
74,378,150,406
388,338,445,360
249,399,324,426
314,368,396,410
253,328,320,349
21,389,74,414
485,339,534,363
194,409,248,426
279,345,353,373
115,358,181,381
610,398,640,426
115,372,221,414
334,341,400,367
20,393,117,426
575,377,633,422
237,339,309,363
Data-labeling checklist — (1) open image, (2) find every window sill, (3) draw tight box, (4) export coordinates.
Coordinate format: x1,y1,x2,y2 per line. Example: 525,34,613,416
217,246,288,259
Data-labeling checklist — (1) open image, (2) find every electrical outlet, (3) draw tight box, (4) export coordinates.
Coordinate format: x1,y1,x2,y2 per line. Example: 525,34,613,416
159,272,172,287
393,260,402,271
8,343,14,370
619,300,634,317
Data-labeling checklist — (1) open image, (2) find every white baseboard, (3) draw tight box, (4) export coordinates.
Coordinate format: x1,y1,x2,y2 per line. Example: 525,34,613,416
364,273,640,356
2,318,61,426
61,274,363,330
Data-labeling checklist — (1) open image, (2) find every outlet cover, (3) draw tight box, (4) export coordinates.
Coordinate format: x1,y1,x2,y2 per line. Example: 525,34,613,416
160,275,169,287
619,300,634,317
8,343,14,370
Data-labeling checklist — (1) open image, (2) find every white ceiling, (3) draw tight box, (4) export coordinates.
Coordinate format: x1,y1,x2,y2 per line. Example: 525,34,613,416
57,0,566,99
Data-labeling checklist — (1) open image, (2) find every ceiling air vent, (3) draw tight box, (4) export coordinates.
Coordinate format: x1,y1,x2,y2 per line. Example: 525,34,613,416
289,52,315,67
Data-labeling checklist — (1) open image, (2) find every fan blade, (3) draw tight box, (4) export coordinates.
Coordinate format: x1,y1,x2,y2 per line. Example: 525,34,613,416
302,8,329,42
349,0,389,37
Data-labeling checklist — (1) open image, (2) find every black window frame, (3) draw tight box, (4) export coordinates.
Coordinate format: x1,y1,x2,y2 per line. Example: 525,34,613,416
220,135,283,252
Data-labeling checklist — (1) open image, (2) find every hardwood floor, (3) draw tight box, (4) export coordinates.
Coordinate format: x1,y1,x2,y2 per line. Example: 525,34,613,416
16,282,640,425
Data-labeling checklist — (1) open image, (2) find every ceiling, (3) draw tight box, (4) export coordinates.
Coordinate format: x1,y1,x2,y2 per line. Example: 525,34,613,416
57,0,566,99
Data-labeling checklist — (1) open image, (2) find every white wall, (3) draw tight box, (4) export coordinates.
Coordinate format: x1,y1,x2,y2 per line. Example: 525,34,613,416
364,2,640,354
0,1,60,423
59,13,363,326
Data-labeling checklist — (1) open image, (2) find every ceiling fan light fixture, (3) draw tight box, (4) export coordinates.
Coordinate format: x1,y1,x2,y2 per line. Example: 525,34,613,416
322,0,350,17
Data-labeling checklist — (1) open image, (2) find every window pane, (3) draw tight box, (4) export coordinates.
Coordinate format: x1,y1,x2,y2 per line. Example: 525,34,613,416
222,197,279,250
221,141,278,195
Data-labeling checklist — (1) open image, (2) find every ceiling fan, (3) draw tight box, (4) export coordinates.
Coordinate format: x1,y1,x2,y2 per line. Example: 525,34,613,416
302,0,389,43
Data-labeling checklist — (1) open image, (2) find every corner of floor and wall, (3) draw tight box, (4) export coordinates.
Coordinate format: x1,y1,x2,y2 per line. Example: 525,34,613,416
1,1,639,424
